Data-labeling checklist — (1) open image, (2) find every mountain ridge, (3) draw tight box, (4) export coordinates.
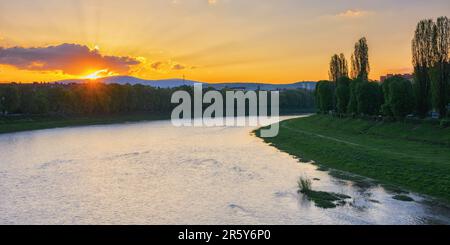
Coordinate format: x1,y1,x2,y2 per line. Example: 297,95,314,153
55,75,317,91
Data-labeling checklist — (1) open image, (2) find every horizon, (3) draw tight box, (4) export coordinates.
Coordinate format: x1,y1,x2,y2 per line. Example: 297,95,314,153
0,0,449,83
0,74,319,85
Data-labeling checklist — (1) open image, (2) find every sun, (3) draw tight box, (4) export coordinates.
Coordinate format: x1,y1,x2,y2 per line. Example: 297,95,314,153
83,69,116,80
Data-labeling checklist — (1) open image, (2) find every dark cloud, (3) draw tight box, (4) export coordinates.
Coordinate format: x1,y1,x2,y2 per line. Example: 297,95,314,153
0,43,140,75
150,61,189,71
151,61,164,70
171,64,186,70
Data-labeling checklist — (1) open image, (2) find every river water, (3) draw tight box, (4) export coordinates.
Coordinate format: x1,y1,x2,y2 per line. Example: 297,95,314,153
0,116,449,224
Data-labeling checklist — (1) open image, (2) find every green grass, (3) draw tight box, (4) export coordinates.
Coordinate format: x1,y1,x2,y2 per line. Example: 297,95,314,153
297,177,351,209
256,115,450,203
392,195,415,202
298,177,312,192
0,113,170,134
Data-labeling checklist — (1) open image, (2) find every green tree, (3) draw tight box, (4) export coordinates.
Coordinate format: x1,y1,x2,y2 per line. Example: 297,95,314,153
47,86,68,114
347,78,363,114
430,16,450,118
412,19,435,118
315,81,335,113
0,82,316,118
18,85,40,114
382,76,415,119
33,92,50,114
0,87,5,115
329,53,349,82
3,85,20,114
381,77,395,117
351,37,370,80
356,81,382,115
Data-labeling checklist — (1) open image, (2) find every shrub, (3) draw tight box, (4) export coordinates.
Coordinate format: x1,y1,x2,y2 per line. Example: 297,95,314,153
297,177,312,193
347,78,363,114
382,76,415,119
335,77,351,114
440,119,450,128
356,81,383,116
315,81,335,113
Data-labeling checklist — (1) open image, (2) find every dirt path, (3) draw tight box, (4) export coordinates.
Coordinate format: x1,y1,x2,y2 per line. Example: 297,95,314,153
282,125,362,147
281,124,419,159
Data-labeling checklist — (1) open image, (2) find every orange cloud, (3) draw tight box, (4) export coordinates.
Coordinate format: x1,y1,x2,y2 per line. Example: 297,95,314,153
149,60,191,72
151,61,164,70
337,9,371,18
207,0,217,5
0,43,140,76
172,64,186,70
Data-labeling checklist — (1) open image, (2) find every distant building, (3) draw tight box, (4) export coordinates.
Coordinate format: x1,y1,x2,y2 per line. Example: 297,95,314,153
296,82,317,91
380,73,414,82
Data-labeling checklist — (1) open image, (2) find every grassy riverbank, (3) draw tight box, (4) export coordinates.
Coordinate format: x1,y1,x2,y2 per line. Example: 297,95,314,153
0,113,170,134
256,115,450,203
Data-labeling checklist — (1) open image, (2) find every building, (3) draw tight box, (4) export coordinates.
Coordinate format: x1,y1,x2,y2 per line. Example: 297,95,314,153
380,73,414,83
295,82,317,91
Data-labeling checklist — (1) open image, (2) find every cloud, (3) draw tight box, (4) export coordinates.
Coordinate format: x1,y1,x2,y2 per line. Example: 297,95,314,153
337,9,371,18
151,61,164,70
207,0,217,5
172,64,186,70
149,60,191,71
0,43,140,75
172,0,217,6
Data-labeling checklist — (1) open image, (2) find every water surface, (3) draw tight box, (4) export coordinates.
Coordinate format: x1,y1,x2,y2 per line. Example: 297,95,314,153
0,116,449,224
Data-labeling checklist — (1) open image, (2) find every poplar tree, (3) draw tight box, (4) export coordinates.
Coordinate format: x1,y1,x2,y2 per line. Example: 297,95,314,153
329,53,349,82
351,37,370,81
412,19,434,118
430,16,450,118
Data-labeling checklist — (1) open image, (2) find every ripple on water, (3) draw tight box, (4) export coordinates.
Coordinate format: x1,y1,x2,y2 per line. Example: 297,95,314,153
0,118,449,225
38,159,75,170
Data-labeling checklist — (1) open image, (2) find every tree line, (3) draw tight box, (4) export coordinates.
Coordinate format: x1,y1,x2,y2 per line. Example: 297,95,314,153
0,82,315,117
316,16,450,120
0,82,176,116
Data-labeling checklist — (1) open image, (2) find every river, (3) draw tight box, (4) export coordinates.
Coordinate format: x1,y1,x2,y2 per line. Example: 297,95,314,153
0,116,449,224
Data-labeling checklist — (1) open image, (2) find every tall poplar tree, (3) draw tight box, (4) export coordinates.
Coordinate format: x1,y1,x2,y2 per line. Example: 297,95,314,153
351,37,370,81
430,16,450,118
329,53,349,82
412,19,434,118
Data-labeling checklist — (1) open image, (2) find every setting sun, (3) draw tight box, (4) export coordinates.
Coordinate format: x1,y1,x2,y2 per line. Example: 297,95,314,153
83,69,116,80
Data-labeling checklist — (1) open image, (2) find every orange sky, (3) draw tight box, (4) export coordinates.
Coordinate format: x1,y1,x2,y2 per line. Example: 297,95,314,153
0,0,449,83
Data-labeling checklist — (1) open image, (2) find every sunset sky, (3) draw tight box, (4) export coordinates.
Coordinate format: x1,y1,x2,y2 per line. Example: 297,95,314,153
0,0,449,83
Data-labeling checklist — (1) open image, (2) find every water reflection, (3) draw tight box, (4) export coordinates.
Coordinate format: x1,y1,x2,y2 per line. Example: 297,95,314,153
0,117,449,225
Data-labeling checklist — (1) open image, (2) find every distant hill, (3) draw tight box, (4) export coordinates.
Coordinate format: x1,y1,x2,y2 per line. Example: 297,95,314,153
55,76,316,91
57,76,199,88
207,82,316,91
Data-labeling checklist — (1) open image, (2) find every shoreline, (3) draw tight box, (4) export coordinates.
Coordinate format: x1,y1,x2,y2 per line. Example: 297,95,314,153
255,115,450,203
0,112,310,135
0,113,171,135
